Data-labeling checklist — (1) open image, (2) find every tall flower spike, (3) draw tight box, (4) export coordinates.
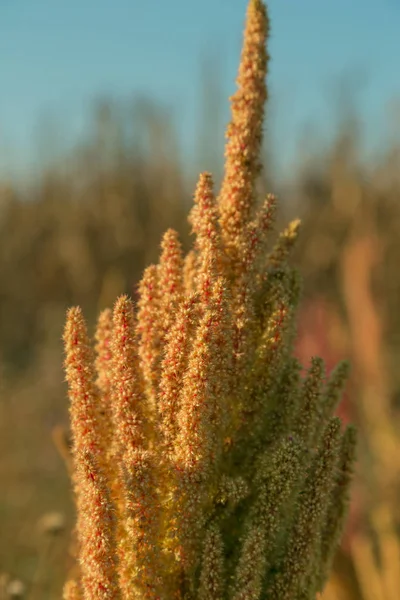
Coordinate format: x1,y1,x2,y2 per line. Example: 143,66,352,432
198,522,226,600
136,264,161,410
157,293,200,462
321,360,351,423
173,302,226,476
111,295,163,598
231,437,302,600
75,452,120,600
260,356,303,447
240,193,276,281
64,307,101,458
95,308,113,398
63,308,119,600
94,309,115,469
94,307,127,563
172,296,228,573
191,172,223,306
218,0,269,259
156,294,200,587
316,425,357,593
266,218,301,270
294,356,326,449
208,277,235,444
112,296,152,452
239,292,291,436
158,228,184,338
231,193,277,375
267,418,342,600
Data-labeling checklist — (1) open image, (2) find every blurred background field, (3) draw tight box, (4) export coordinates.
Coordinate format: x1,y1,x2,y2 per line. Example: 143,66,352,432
1,0,400,598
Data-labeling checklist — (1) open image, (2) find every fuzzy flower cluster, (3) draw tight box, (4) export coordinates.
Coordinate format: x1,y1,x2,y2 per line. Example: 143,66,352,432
62,1,356,598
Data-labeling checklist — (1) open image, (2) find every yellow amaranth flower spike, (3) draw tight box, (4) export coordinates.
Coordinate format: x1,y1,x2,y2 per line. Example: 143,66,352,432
63,308,119,600
62,1,356,598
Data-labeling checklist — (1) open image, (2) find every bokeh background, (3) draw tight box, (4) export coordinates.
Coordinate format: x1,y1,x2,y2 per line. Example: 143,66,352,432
1,1,400,598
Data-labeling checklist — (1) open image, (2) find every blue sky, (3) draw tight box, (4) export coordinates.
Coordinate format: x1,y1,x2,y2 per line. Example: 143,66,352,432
0,0,399,180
